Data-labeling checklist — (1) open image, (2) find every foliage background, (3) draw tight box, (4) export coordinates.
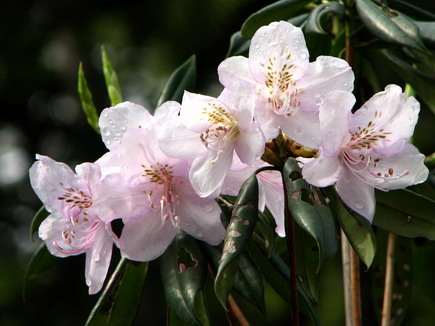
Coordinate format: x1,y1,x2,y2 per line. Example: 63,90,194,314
0,0,434,325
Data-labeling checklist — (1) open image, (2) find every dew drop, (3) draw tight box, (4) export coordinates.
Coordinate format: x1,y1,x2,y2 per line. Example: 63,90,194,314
102,129,111,136
295,126,303,135
354,201,364,209
254,43,260,49
300,52,307,59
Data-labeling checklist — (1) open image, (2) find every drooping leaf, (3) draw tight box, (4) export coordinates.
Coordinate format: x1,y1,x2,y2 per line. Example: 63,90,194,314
255,210,276,257
161,231,208,326
373,189,435,239
240,0,312,39
304,2,344,35
29,205,49,241
78,63,100,134
167,291,209,326
226,31,250,58
356,0,429,54
282,158,338,270
324,187,376,268
157,55,196,107
214,173,259,307
381,49,435,113
86,258,148,326
101,46,123,106
23,243,59,298
414,21,435,49
372,230,412,326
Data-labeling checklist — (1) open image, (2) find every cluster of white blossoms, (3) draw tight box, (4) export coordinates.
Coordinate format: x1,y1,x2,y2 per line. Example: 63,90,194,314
29,21,428,294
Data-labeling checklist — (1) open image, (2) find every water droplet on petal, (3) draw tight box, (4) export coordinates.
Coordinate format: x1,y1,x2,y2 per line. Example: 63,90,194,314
102,129,111,136
254,44,260,49
300,53,307,59
295,126,303,135
354,201,364,210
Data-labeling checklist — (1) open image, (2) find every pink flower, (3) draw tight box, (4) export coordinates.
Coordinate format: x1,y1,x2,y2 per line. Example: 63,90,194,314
302,85,429,221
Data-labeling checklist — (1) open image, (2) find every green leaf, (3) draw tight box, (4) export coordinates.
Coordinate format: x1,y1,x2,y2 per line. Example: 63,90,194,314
372,230,412,326
282,158,338,270
304,2,344,35
381,49,435,113
240,0,312,39
101,46,123,106
214,173,258,307
23,243,59,297
157,55,196,107
414,21,435,49
255,210,276,257
167,292,209,326
373,189,435,239
324,187,376,268
86,258,148,326
161,231,208,326
356,0,429,54
78,63,100,134
412,239,435,303
29,206,49,241
226,31,250,58
389,0,435,21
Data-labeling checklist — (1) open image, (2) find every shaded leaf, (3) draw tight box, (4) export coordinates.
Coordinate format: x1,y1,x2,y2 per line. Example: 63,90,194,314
324,187,376,268
255,210,276,257
414,21,435,49
372,230,412,326
161,231,208,326
356,0,429,54
389,0,435,21
86,258,148,326
78,63,100,134
214,173,258,307
412,239,435,303
30,205,49,242
381,49,435,113
226,31,250,58
157,55,196,107
282,158,338,270
305,2,344,34
373,189,435,239
240,0,312,39
101,46,123,106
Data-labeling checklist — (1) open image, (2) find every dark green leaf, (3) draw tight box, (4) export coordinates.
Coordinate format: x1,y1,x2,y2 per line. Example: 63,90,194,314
412,239,435,303
23,243,59,298
157,55,196,107
287,12,310,28
161,231,208,326
373,189,435,239
226,31,250,58
381,49,435,113
86,258,148,326
414,21,435,49
389,0,435,21
30,206,49,242
255,210,276,257
214,173,258,307
356,0,429,54
101,46,123,106
324,187,376,268
240,0,312,39
372,230,412,326
78,63,100,134
305,2,344,35
283,158,339,270
167,291,209,326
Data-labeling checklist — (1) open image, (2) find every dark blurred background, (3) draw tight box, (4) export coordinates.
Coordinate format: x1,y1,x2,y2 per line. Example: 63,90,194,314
0,1,434,325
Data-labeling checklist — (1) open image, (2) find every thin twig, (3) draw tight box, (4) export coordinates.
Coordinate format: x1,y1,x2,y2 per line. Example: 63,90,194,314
341,230,352,326
282,173,300,326
381,233,396,326
350,247,362,326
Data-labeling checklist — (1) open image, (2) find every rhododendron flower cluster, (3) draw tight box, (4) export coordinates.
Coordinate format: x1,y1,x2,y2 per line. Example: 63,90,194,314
29,21,428,293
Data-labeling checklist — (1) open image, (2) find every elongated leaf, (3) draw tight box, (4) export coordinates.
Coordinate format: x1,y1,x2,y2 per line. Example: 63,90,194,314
381,49,435,113
373,189,435,239
157,55,196,107
283,158,338,270
356,0,429,54
161,231,208,326
414,21,435,49
389,0,435,21
214,173,258,307
305,2,344,34
241,0,312,39
86,258,148,326
255,210,276,257
167,291,209,326
226,31,250,58
324,187,376,267
30,206,49,241
372,230,412,326
101,46,123,106
23,243,59,297
78,63,100,134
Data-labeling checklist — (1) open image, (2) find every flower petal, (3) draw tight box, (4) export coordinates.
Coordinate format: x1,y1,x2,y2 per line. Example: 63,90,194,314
302,156,342,188
218,56,254,88
234,126,265,164
279,109,321,149
85,225,113,294
154,101,181,121
336,167,376,222
38,214,70,258
99,101,154,150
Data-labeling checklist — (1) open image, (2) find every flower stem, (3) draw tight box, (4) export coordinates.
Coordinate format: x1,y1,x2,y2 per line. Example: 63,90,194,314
381,233,396,326
282,172,300,326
